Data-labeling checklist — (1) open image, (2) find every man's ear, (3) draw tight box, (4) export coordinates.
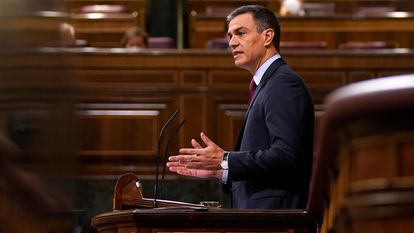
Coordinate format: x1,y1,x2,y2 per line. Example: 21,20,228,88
263,29,275,47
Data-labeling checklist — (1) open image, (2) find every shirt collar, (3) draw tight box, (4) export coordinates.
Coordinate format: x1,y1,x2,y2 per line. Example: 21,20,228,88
252,54,281,86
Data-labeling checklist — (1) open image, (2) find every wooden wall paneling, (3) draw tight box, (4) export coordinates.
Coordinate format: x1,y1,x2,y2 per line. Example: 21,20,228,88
397,132,414,178
75,69,178,85
77,103,173,177
0,12,64,47
180,70,207,86
297,71,347,104
216,103,246,151
207,69,250,150
189,15,227,48
208,70,251,88
178,94,207,148
348,71,376,83
343,132,414,233
70,13,139,47
77,103,163,158
48,48,414,179
349,135,389,185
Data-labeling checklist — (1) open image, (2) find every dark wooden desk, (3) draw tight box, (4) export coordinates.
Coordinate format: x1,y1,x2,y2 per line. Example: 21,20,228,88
92,208,314,233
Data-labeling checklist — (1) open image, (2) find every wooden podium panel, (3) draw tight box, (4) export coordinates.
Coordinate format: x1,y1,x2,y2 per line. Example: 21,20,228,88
92,208,314,233
92,173,315,233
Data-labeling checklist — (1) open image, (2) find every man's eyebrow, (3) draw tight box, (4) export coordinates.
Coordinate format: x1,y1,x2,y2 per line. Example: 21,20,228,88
227,26,247,35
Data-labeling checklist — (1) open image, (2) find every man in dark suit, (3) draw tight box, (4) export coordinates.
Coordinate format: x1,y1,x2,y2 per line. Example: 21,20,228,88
167,5,314,209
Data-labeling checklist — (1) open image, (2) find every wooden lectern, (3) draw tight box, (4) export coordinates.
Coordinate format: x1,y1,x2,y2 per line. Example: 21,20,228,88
93,173,315,233
112,173,205,210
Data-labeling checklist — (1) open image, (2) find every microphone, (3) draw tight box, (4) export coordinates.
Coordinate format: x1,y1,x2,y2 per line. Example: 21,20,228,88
153,109,180,208
159,119,186,198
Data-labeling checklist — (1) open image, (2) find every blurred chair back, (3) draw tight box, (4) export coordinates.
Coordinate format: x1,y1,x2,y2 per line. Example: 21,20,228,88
338,41,397,49
79,4,127,13
303,3,335,16
205,6,236,16
206,37,228,49
148,37,175,48
308,74,414,232
355,6,396,16
281,41,327,50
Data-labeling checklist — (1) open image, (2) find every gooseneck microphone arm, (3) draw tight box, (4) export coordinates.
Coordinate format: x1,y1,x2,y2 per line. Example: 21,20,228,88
153,109,180,208
159,119,186,198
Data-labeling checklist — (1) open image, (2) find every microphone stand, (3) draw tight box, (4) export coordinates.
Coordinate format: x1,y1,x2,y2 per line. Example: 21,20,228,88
159,119,186,198
153,109,180,208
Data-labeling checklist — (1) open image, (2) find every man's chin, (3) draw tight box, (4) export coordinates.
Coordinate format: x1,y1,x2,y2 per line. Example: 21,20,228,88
234,61,247,70
234,59,243,67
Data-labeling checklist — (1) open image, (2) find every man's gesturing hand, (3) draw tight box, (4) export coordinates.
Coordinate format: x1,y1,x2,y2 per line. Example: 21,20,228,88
166,132,224,180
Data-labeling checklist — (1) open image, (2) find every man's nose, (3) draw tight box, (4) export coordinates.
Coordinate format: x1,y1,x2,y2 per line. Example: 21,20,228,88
228,36,237,48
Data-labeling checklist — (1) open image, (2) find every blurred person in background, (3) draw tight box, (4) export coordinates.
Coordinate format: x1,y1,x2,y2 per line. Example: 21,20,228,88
279,0,305,16
59,22,77,47
121,26,148,48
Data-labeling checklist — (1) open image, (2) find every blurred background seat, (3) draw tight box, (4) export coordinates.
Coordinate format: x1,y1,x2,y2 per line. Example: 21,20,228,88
206,37,228,49
148,37,175,48
303,3,335,16
205,6,236,16
355,6,396,16
281,41,327,50
338,41,397,49
79,4,128,13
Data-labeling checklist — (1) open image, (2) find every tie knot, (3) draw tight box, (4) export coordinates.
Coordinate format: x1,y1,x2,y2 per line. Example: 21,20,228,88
249,79,257,92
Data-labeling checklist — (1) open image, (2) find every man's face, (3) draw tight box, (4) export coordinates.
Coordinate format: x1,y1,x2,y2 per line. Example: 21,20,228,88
227,13,267,73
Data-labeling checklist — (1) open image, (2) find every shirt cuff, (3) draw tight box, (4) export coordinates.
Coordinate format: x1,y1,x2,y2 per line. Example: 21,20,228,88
221,169,228,184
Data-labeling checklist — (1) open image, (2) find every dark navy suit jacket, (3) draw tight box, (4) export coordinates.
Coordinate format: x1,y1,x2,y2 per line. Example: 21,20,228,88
227,58,314,209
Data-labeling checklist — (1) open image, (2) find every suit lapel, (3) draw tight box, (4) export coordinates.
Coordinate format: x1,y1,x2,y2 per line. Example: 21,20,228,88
234,58,286,150
245,58,286,116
